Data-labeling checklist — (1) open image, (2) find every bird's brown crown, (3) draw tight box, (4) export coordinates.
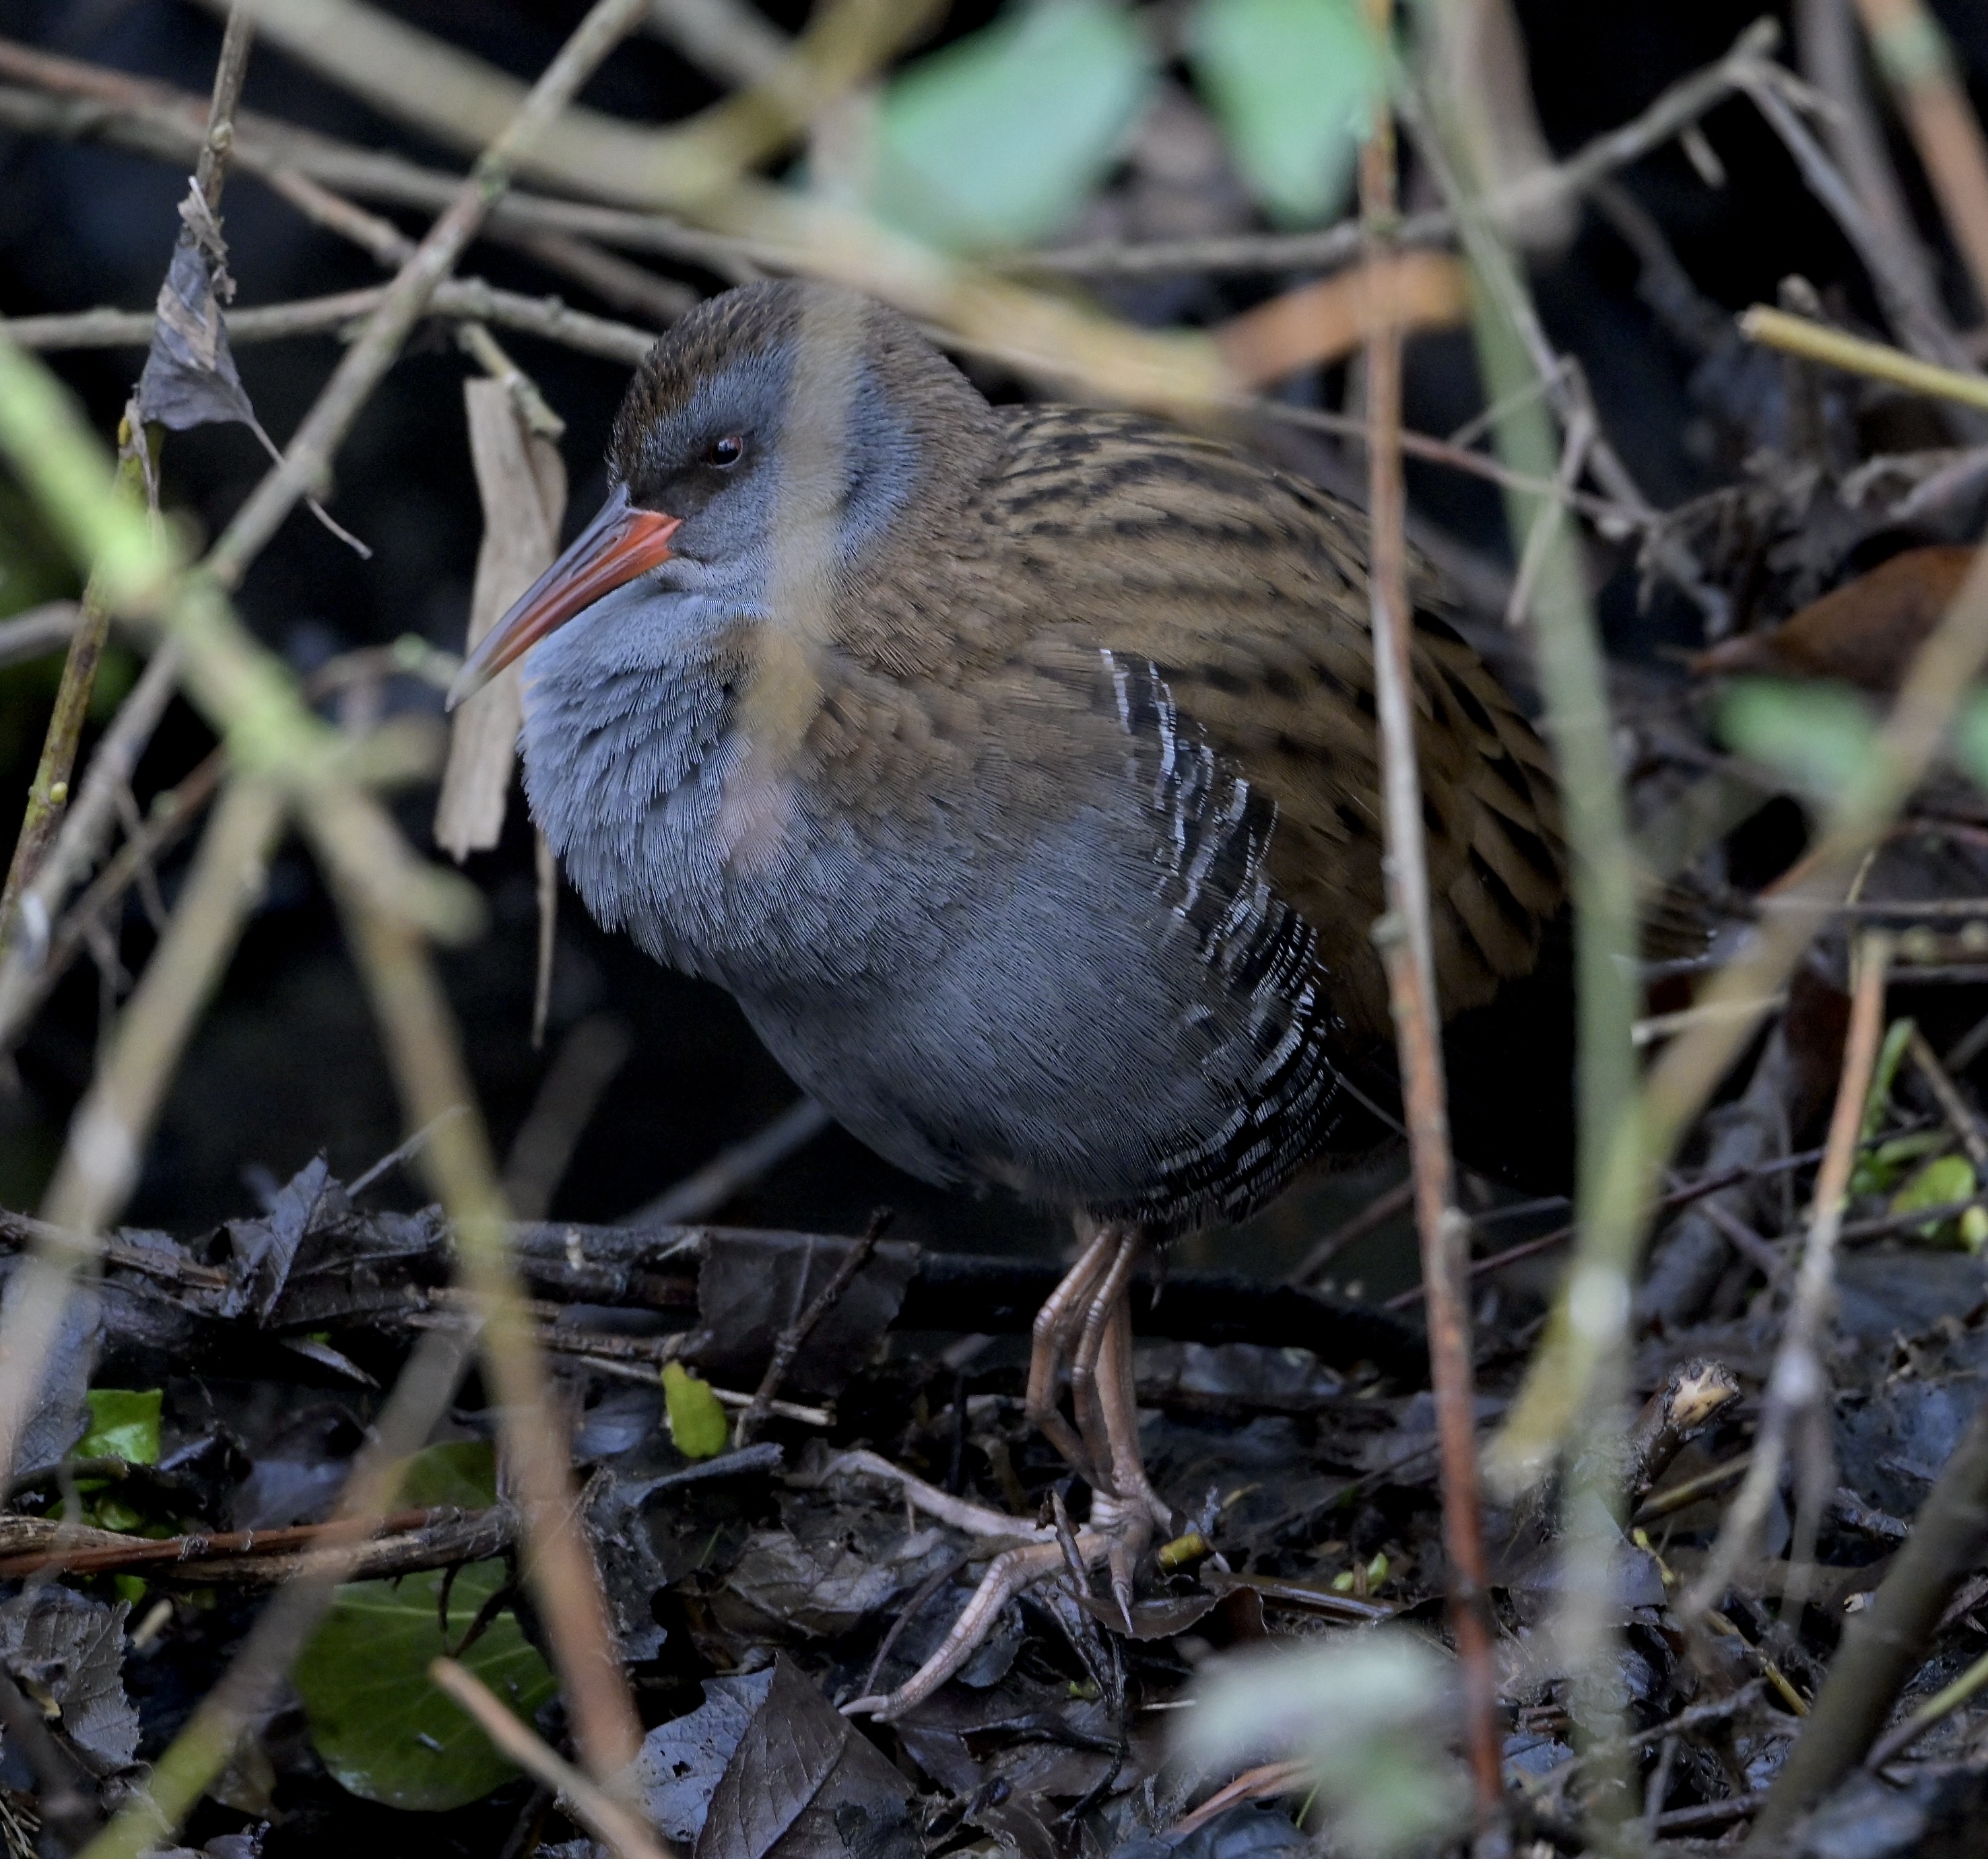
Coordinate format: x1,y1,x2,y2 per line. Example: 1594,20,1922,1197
609,279,995,504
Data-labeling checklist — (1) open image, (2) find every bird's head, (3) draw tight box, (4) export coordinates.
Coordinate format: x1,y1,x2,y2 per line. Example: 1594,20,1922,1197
447,279,994,708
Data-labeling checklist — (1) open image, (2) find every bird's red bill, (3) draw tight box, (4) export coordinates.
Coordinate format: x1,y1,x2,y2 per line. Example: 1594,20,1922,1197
447,492,682,708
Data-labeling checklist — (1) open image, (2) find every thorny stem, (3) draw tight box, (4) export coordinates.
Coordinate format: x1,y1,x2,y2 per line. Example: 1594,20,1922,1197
1358,7,1500,1819
203,0,652,589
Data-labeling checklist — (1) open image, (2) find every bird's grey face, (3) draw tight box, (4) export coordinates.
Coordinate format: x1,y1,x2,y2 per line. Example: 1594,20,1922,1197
446,332,917,708
616,345,790,594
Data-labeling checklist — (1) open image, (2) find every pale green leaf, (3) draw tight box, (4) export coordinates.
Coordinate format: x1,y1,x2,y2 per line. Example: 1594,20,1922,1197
1892,1153,1977,1240
1186,0,1382,226
664,1361,729,1460
870,0,1156,252
77,1389,160,1466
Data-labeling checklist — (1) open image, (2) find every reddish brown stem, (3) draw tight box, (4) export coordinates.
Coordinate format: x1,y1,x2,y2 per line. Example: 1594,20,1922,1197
1358,13,1502,1818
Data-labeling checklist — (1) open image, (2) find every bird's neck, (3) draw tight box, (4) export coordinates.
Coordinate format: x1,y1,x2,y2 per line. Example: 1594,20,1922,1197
521,401,1008,979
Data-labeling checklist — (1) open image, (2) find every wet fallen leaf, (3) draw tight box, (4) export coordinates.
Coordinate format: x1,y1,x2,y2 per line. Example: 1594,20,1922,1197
0,1588,138,1768
292,1440,550,1811
636,1668,776,1846
694,1656,914,1859
293,1560,556,1811
1690,545,1977,693
686,1229,919,1397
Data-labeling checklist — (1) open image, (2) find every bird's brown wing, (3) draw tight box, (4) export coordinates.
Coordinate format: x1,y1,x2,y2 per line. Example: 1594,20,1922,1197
966,406,1568,1046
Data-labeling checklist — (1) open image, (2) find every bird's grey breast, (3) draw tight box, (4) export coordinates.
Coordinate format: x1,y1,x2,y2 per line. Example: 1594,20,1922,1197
517,582,966,988
733,650,1354,1231
523,598,1350,1228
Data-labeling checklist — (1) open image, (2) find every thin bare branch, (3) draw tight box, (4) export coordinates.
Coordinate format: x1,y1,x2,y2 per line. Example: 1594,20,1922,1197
430,1658,671,1859
0,599,79,669
1852,0,1988,316
192,1,254,212
1359,15,1499,1815
1681,935,1890,1620
202,0,653,590
333,888,644,1779
0,428,132,956
1016,18,1780,277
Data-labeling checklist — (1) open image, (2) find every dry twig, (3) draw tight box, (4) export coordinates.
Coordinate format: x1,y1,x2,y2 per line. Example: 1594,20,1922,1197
1748,1390,1988,1841
429,1658,671,1859
1358,13,1499,1816
1684,943,1890,1625
1852,0,1988,315
733,1207,890,1448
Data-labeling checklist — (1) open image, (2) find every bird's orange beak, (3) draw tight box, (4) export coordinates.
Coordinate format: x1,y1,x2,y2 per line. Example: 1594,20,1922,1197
446,489,682,709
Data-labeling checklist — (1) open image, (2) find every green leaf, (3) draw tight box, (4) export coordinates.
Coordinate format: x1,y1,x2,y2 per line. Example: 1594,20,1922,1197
76,1389,160,1466
663,1362,729,1461
870,0,1156,252
1186,0,1383,226
1851,1121,1939,1198
294,1560,555,1811
397,1440,498,1511
1892,1153,1977,1240
1719,678,1880,801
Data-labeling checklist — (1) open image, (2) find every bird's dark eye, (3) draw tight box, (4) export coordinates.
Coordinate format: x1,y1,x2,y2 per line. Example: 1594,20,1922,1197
704,433,747,469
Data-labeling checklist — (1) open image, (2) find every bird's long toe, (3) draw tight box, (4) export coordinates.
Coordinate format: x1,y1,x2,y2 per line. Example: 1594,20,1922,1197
844,1536,1089,1720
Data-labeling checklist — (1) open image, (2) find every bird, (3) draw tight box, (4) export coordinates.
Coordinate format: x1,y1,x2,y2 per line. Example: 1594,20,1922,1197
450,279,1570,1718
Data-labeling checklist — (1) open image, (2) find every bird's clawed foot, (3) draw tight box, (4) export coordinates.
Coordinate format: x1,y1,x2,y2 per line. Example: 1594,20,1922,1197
833,1221,1172,1721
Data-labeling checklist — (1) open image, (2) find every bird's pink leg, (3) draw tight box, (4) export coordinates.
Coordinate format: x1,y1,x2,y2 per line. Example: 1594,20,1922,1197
1024,1220,1120,1486
1066,1226,1139,1485
834,1221,1174,1718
